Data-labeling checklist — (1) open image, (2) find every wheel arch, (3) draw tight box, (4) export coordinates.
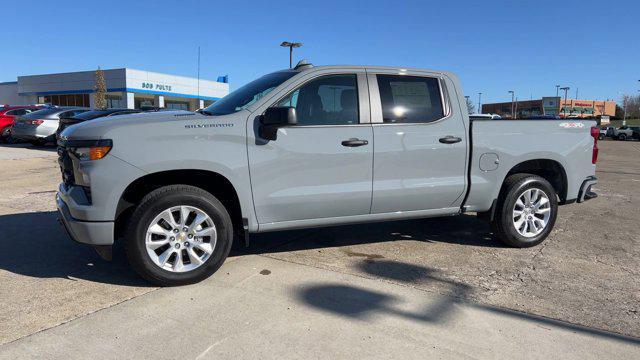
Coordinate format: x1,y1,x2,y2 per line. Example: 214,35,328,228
115,169,245,240
502,159,568,203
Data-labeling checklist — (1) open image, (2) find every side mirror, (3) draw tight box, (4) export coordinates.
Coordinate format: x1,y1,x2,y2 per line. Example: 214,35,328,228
259,107,297,140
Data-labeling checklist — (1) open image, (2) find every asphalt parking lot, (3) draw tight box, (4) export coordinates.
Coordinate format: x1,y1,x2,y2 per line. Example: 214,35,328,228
0,140,638,358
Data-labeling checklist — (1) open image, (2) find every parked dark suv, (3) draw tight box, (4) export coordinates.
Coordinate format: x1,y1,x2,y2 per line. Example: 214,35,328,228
56,108,142,141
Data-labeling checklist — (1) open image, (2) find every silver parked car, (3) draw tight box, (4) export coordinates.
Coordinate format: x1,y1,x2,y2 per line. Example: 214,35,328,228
612,126,640,141
12,107,89,145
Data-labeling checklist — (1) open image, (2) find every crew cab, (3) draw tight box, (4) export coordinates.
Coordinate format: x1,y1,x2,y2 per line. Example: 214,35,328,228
56,64,599,286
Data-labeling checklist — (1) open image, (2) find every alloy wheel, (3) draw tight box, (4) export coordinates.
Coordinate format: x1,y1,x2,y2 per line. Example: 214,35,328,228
145,205,217,272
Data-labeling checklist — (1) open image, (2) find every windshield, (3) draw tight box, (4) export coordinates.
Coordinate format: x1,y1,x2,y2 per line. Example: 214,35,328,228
201,71,298,115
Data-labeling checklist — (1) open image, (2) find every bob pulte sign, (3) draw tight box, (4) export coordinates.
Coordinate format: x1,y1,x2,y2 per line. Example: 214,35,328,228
140,82,172,92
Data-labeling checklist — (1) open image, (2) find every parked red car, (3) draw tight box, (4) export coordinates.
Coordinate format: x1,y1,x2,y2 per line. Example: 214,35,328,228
0,105,43,142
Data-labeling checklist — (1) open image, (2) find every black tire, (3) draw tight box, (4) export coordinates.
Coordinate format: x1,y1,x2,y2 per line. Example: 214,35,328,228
125,185,233,286
30,138,46,146
0,128,10,143
618,133,627,141
598,134,605,140
491,174,558,248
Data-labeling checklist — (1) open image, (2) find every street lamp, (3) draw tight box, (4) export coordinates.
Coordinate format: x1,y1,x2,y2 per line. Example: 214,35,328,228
560,87,570,117
508,90,515,119
555,85,560,97
477,92,482,114
280,41,303,68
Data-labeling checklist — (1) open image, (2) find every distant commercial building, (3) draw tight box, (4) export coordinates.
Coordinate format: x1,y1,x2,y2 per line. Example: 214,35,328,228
482,97,616,119
0,68,229,111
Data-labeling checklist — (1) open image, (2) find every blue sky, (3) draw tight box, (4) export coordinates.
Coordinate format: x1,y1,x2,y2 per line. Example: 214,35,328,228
1,0,638,104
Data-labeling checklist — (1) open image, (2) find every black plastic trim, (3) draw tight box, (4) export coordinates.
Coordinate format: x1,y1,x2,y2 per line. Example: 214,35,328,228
58,138,113,148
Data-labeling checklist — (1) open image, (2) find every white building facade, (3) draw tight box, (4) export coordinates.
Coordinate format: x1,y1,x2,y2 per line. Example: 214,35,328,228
0,68,229,111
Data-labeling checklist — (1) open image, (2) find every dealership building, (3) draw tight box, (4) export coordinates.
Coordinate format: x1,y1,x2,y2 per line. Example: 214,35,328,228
482,97,616,119
0,68,229,111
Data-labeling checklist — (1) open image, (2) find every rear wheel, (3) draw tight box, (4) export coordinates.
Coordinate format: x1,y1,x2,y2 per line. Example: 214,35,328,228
491,174,558,248
125,185,233,286
618,133,627,141
0,128,11,143
30,138,46,146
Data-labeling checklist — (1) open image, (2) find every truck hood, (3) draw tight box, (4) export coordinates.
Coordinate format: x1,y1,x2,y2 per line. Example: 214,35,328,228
60,110,244,140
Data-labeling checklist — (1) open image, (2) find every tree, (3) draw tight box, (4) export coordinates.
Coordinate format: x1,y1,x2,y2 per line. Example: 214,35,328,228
94,67,107,109
465,97,476,114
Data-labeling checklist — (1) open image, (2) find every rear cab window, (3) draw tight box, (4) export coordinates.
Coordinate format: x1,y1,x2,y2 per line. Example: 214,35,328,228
376,74,444,123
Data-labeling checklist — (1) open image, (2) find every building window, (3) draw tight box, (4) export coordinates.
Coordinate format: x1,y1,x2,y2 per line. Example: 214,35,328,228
106,95,123,108
43,94,90,107
166,101,190,111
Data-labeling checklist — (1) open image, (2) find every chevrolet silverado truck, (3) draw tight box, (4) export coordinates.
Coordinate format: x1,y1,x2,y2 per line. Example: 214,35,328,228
56,64,599,286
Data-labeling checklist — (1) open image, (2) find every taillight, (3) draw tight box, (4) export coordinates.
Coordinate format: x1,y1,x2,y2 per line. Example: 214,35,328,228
28,119,44,125
590,126,598,164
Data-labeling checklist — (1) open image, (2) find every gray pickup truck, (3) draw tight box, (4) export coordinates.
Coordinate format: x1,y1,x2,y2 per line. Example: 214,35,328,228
56,64,599,285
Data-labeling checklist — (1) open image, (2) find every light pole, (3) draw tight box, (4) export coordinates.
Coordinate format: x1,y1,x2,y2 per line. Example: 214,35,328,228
560,87,570,117
280,41,303,68
508,90,515,119
477,92,482,114
555,85,560,97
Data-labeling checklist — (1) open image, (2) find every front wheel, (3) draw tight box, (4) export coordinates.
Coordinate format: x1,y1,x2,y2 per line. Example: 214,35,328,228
125,185,233,286
618,133,627,141
491,174,558,248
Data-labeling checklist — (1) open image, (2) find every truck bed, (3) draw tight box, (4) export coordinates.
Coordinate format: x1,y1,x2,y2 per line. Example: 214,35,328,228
464,119,597,212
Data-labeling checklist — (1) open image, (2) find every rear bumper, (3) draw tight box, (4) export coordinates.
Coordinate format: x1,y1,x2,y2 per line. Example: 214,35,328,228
56,192,114,246
577,176,597,203
11,123,57,140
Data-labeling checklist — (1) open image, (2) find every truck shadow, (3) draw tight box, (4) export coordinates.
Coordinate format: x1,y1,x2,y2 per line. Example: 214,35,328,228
0,211,150,287
237,213,505,257
298,260,471,324
295,259,640,345
0,211,498,287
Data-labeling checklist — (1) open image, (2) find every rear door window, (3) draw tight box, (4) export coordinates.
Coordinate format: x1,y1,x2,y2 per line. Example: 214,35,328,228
376,75,444,123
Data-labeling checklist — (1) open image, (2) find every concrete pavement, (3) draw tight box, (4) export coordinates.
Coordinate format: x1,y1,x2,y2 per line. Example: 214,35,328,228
2,254,638,360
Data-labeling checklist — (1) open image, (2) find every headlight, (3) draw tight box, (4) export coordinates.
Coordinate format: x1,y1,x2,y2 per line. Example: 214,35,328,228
61,139,113,161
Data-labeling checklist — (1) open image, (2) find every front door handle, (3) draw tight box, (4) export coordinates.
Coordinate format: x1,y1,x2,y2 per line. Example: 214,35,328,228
439,136,462,144
341,138,369,147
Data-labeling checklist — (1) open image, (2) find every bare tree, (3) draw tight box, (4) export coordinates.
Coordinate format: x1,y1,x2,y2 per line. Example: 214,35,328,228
94,67,107,109
465,97,476,114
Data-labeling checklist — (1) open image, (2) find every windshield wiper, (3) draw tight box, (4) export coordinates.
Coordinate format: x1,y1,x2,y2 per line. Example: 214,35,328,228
198,109,214,116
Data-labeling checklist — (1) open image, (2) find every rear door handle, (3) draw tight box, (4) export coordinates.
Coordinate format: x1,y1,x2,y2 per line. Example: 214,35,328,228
439,136,462,144
341,138,369,147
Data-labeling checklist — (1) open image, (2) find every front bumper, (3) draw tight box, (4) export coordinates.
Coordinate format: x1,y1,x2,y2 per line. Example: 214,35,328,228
56,192,114,246
577,176,598,203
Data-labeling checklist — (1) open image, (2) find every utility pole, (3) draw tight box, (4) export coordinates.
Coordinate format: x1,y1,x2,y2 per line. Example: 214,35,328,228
280,41,303,68
508,90,515,119
560,87,570,117
477,92,482,114
556,85,560,97
575,87,579,100
196,46,200,102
